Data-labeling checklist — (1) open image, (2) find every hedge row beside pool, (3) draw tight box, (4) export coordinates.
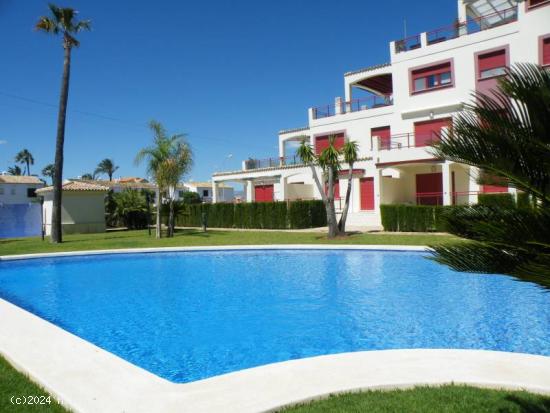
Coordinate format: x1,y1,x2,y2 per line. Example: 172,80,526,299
175,200,327,229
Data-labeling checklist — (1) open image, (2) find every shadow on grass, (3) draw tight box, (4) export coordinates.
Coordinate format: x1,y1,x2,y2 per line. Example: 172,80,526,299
503,395,550,413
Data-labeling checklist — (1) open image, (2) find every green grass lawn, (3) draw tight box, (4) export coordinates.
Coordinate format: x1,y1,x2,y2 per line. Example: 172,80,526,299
281,385,550,413
0,355,67,413
0,229,458,256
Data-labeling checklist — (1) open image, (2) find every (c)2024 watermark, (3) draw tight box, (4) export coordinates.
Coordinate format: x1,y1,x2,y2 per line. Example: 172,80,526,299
10,395,52,405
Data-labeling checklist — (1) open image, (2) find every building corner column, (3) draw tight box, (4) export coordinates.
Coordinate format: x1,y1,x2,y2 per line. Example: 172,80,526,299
374,168,382,212
442,162,452,206
212,181,218,203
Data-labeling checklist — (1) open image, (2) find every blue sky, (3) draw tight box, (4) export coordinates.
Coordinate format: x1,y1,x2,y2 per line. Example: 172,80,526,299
0,0,456,182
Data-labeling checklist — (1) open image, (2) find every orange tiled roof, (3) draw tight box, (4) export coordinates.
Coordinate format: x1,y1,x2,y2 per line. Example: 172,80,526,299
36,181,109,193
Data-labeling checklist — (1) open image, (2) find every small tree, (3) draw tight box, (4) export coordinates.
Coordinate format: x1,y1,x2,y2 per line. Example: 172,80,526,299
42,164,55,184
7,165,22,176
94,158,119,181
338,141,359,233
15,149,34,175
297,136,341,238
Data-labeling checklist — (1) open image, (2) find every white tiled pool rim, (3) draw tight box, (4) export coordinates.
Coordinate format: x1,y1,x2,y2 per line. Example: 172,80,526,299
1,245,549,413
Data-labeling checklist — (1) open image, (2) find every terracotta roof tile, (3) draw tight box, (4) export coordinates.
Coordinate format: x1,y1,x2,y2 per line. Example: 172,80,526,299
0,175,44,184
36,181,110,193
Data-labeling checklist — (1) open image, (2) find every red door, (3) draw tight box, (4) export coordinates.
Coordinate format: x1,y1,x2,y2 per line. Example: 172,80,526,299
416,172,443,205
254,185,274,202
360,178,375,210
315,133,345,155
414,118,451,147
372,126,391,150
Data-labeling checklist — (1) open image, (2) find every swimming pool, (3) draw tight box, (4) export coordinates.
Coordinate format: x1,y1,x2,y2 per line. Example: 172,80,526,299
1,249,549,383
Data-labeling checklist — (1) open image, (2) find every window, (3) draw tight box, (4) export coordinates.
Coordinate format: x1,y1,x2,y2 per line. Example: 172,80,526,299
202,189,209,197
10,187,16,195
27,188,37,198
478,49,507,80
0,187,4,195
542,36,550,66
411,62,453,93
178,190,185,197
315,133,345,155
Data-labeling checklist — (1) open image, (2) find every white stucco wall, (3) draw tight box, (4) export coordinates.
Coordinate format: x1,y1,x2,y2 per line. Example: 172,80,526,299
0,183,44,205
41,191,106,235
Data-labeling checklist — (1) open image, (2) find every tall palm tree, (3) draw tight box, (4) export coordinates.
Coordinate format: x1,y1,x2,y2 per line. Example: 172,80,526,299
7,165,22,176
338,140,359,233
94,158,119,181
135,120,193,238
42,164,55,184
297,136,341,238
36,4,91,243
430,63,550,287
15,149,34,175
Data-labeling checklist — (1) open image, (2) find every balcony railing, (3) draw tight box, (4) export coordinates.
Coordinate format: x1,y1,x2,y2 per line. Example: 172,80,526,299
312,95,393,120
395,7,518,54
373,133,443,151
416,191,482,206
243,155,304,171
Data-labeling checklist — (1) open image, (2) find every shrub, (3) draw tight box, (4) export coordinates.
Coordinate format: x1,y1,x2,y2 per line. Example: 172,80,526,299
110,189,150,229
173,200,326,230
381,204,457,232
478,193,515,208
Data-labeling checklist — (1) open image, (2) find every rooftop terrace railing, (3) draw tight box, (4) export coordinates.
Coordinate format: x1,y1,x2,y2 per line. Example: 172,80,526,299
395,7,518,54
243,155,305,171
312,95,393,120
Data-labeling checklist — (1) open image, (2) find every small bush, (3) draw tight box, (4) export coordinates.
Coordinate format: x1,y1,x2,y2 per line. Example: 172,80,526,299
381,204,458,232
478,193,515,208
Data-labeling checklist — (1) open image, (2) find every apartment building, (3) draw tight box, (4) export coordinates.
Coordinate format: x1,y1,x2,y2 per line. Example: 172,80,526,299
212,0,550,227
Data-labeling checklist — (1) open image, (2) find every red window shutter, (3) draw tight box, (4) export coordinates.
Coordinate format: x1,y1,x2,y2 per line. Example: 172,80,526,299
543,38,550,65
372,126,391,150
478,49,506,73
315,133,345,155
416,173,443,205
360,178,374,210
254,185,274,202
414,118,451,147
412,62,451,79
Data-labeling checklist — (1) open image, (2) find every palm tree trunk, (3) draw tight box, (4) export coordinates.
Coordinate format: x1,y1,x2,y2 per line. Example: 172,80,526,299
27,160,30,176
51,43,72,243
168,199,174,238
308,164,339,238
155,187,161,239
326,168,340,238
338,165,354,233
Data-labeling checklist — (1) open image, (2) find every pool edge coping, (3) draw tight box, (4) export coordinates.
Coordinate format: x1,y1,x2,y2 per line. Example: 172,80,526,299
2,245,550,413
0,244,430,261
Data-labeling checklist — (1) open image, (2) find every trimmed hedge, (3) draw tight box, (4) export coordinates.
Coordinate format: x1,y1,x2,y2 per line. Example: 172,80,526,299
174,200,326,230
478,193,515,208
380,204,451,232
288,200,327,229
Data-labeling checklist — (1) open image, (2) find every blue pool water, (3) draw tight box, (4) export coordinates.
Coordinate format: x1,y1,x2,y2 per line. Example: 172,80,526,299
0,250,549,383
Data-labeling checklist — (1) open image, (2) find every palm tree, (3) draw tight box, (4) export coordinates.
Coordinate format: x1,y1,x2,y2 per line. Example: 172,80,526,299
7,165,22,176
338,140,359,233
430,63,550,287
42,164,55,184
135,120,193,238
297,136,341,238
80,173,95,180
36,4,91,243
15,149,34,175
94,158,119,181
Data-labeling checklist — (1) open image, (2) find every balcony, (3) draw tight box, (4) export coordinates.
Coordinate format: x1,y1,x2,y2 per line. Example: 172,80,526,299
394,7,518,54
312,95,393,120
242,155,304,171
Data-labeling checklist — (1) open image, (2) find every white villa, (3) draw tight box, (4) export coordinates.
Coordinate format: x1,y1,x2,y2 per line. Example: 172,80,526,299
184,181,234,203
0,174,44,205
212,0,550,228
37,181,110,235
